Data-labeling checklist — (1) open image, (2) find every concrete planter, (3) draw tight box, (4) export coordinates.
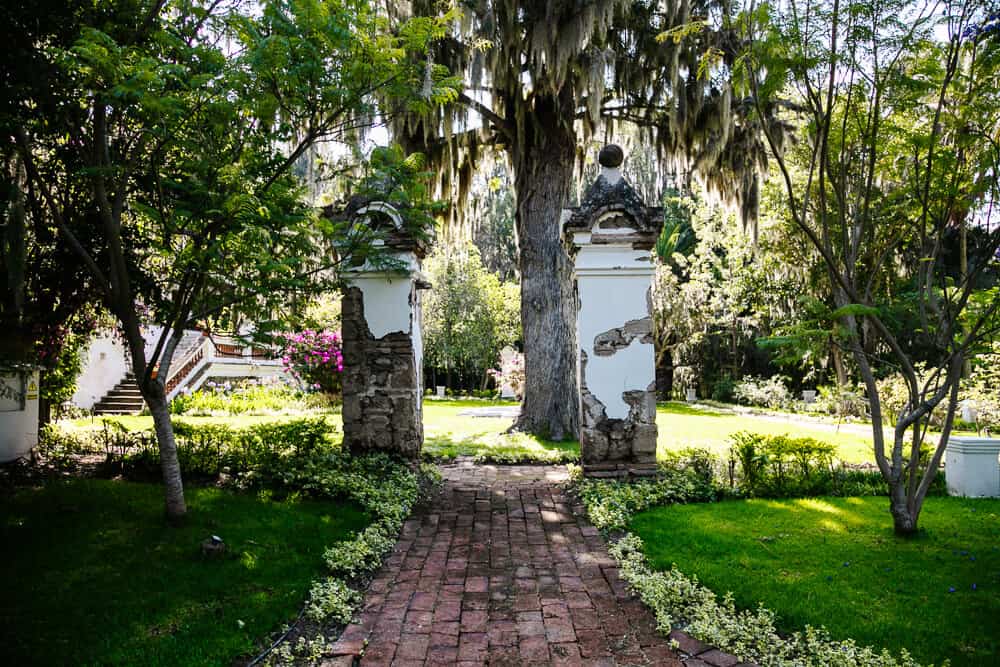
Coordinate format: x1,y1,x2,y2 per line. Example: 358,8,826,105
801,389,817,404
685,388,697,402
946,437,1000,498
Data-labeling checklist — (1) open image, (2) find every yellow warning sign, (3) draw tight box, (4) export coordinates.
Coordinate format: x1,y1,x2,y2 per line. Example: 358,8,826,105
26,381,38,401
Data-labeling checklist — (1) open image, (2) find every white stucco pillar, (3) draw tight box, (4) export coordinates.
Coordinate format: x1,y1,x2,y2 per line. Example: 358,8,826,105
0,368,40,463
332,200,430,458
564,145,664,478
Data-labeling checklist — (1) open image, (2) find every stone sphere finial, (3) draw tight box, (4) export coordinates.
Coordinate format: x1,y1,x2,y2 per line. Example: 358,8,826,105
598,144,624,169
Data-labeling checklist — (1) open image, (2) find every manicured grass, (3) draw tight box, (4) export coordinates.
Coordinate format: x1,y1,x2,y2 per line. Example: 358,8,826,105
0,479,367,666
65,399,883,463
656,401,878,464
421,400,578,461
630,496,1000,666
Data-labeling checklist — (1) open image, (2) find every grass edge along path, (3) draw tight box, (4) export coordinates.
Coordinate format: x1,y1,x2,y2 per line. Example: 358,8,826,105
629,496,1000,667
570,469,995,667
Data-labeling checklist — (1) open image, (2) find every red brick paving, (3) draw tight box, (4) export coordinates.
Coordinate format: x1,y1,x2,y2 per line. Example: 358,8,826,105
326,460,745,666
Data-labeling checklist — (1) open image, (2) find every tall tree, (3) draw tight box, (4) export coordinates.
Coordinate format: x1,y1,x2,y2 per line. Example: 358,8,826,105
1,1,110,417
11,0,451,520
739,0,1000,534
394,0,772,439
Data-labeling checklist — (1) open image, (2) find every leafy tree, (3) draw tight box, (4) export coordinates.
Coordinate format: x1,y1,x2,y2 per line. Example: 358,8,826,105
394,0,771,439
422,241,520,391
738,0,1000,534
11,0,451,521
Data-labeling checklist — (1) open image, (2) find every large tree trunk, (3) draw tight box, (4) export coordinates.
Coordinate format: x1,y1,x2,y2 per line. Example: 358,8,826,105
509,93,579,441
656,347,674,401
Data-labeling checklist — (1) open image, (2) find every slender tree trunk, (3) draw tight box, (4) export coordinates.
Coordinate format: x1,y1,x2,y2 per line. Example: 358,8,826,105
509,93,579,440
125,321,187,522
831,343,848,387
656,347,674,401
143,378,187,522
888,464,917,535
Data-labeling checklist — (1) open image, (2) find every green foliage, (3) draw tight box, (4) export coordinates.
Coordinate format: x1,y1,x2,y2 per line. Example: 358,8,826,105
733,375,793,410
961,341,1000,433
422,241,521,388
726,431,899,498
570,450,719,532
38,329,86,411
304,578,361,625
80,417,334,482
812,384,869,418
170,380,310,416
655,187,697,272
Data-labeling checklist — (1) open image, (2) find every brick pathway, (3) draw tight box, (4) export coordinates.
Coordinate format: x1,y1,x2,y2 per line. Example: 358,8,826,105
326,461,743,666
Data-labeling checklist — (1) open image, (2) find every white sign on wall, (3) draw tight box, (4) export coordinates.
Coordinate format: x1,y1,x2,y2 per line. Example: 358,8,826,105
0,373,25,412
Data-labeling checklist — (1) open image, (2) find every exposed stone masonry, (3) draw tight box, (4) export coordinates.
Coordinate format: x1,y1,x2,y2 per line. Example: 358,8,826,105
341,286,422,458
578,352,658,479
564,145,664,479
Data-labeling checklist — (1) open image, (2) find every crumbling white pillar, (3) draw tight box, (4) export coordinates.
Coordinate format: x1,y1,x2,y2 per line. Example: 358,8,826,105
332,200,430,458
563,145,664,478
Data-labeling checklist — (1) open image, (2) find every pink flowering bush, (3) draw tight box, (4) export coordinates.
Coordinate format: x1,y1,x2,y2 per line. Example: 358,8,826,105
281,330,344,395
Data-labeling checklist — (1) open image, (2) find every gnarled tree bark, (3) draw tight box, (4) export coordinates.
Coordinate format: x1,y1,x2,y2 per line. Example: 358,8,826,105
509,92,579,440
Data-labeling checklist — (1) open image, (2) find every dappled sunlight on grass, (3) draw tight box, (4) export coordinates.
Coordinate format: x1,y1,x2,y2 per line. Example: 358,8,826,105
631,496,1000,666
656,401,876,464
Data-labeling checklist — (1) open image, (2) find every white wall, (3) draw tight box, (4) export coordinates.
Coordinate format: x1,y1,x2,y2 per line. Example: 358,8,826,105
574,242,655,420
351,252,419,339
0,370,39,462
72,334,130,409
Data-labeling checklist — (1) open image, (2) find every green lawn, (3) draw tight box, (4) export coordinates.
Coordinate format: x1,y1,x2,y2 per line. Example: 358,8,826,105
66,399,885,463
0,479,367,666
655,401,878,464
631,496,1000,666
421,400,578,461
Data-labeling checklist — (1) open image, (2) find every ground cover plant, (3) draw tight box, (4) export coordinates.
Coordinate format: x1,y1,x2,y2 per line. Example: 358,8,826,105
0,479,368,666
573,468,933,666
630,497,1000,666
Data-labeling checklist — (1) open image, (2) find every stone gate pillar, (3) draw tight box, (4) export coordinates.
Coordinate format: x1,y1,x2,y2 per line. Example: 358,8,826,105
333,199,430,458
563,145,664,478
